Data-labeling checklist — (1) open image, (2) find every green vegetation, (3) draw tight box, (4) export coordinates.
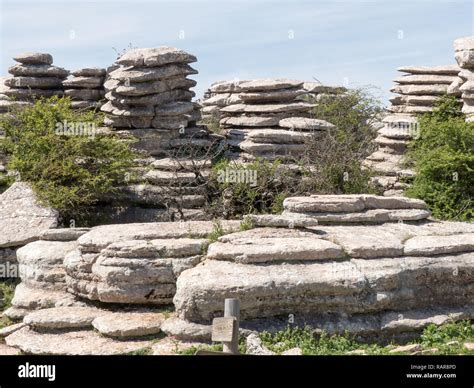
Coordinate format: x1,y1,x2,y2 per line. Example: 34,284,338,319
0,97,138,223
0,279,20,312
177,320,474,356
258,320,474,355
207,158,300,218
405,95,473,221
205,88,383,218
301,87,383,195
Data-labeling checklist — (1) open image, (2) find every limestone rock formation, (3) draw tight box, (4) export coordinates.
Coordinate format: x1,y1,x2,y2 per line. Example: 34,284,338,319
0,183,58,272
64,68,106,110
389,65,460,114
363,114,418,196
65,220,240,304
101,47,220,221
3,52,68,109
171,195,474,342
454,36,474,121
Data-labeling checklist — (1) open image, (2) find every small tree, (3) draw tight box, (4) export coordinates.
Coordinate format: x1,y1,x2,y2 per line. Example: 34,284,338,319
0,97,137,224
405,95,473,221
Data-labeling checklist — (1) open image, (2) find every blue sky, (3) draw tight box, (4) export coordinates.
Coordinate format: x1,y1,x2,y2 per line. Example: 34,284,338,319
1,0,473,105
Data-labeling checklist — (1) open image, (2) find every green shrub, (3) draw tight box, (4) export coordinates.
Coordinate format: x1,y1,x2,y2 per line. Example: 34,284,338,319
405,95,473,221
301,87,383,195
206,158,301,218
0,279,20,312
0,97,137,223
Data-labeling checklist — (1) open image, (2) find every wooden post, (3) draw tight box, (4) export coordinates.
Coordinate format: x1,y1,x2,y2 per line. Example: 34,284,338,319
223,298,240,354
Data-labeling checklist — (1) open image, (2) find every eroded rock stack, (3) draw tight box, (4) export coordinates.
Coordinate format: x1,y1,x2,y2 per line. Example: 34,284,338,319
100,47,218,221
172,195,474,343
454,36,474,121
199,79,346,121
64,220,240,305
3,228,88,320
363,114,417,196
389,65,460,114
63,68,106,109
3,52,68,109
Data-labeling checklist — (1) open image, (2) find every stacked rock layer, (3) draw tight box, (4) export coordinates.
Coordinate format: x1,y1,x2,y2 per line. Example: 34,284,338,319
100,47,220,221
64,220,240,305
3,52,68,110
173,195,474,342
363,114,417,196
64,68,106,109
389,65,460,114
454,36,474,121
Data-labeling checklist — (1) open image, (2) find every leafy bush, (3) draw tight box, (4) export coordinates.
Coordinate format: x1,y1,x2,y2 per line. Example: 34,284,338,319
301,87,383,194
405,95,473,221
0,97,137,223
206,158,301,218
203,88,383,218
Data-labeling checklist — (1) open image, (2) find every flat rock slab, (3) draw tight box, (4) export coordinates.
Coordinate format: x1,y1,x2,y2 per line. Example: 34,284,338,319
284,195,426,213
391,84,448,95
102,238,208,259
207,236,344,263
239,89,305,102
92,312,165,337
320,226,404,258
40,228,90,241
109,64,197,83
220,116,281,127
404,234,474,256
0,343,21,355
0,322,26,338
5,327,151,355
8,64,69,78
279,117,335,130
284,208,431,223
238,79,303,92
72,68,106,77
0,183,58,248
77,221,240,253
11,283,81,310
220,102,314,114
23,306,106,329
397,65,460,75
13,52,53,65
245,213,319,228
160,316,212,342
394,74,457,85
247,129,312,143
174,253,474,322
174,259,366,321
116,46,197,67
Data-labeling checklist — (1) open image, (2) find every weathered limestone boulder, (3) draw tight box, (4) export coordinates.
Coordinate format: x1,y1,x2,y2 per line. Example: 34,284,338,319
65,221,240,304
279,194,429,224
3,52,67,106
5,326,152,355
63,67,105,110
17,240,77,288
0,183,58,248
174,251,474,323
92,311,165,337
23,306,105,329
454,36,474,121
0,183,58,272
